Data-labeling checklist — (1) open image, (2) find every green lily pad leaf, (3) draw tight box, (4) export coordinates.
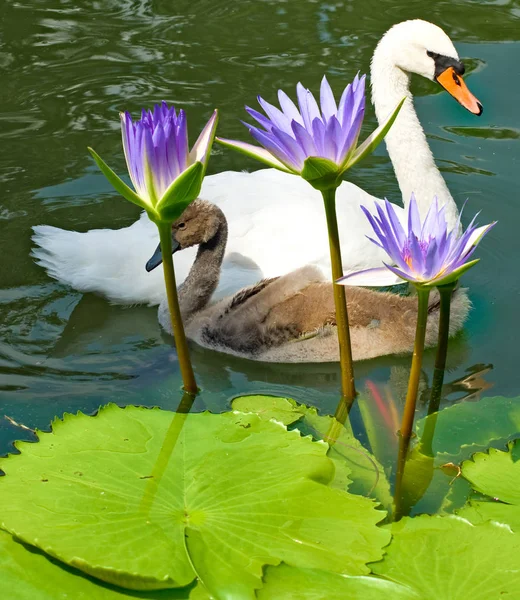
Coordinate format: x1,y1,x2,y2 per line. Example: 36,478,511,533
461,439,520,504
438,475,472,515
301,408,392,509
457,439,520,531
371,515,520,599
257,564,420,599
457,501,520,533
415,396,520,465
231,394,305,426
231,396,392,508
0,529,195,600
0,405,389,598
300,156,340,190
156,162,204,223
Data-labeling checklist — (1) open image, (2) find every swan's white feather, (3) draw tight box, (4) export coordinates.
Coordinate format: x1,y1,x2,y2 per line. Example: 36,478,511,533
32,168,392,305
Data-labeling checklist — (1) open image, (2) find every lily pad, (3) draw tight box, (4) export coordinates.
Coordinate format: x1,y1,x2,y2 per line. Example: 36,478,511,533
461,439,520,504
300,407,392,509
457,439,520,531
231,394,304,425
457,501,520,533
415,396,520,464
371,515,520,599
0,529,196,600
0,405,389,598
232,395,392,508
257,564,420,599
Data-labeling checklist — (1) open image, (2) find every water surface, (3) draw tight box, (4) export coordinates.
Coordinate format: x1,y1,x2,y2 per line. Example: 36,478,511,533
0,0,518,476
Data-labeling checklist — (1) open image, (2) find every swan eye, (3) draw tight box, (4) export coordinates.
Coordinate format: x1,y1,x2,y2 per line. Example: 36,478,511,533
427,50,439,60
178,222,186,230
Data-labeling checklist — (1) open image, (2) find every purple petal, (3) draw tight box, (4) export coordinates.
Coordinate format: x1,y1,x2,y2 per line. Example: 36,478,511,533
291,120,317,157
249,126,301,172
337,266,406,287
323,115,341,162
361,204,407,269
257,95,293,135
142,125,158,202
176,110,189,172
423,238,442,279
337,107,365,163
278,90,303,125
311,117,326,156
189,109,218,168
320,76,338,121
409,232,426,275
271,127,307,170
383,262,415,283
152,123,169,197
245,106,274,131
337,83,353,128
407,193,422,238
383,199,407,247
349,75,366,128
297,83,322,131
460,222,496,258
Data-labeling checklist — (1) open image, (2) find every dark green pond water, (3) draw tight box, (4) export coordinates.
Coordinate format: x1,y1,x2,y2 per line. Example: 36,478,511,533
0,0,518,493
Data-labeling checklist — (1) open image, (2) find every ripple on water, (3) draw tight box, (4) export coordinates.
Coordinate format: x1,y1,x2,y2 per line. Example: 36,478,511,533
444,126,520,141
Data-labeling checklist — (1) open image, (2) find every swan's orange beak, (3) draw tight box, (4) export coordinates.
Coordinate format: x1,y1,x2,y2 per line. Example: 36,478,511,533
437,67,483,115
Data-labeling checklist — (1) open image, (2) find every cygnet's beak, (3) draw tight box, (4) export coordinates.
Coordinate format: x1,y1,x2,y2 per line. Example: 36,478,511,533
145,236,181,272
436,67,483,116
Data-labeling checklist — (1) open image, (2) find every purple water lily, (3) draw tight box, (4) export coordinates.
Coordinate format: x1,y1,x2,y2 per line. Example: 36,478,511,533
215,75,404,403
245,74,365,172
338,194,495,287
217,75,403,182
89,102,218,220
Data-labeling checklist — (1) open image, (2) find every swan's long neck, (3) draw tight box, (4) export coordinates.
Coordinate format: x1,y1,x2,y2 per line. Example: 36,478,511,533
371,45,459,228
178,212,228,321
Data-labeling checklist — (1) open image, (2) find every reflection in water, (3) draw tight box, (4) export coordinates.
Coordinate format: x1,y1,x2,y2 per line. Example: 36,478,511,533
140,392,196,515
388,362,494,519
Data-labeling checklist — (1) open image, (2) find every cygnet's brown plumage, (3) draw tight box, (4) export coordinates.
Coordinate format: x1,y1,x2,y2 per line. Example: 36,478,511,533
156,200,471,363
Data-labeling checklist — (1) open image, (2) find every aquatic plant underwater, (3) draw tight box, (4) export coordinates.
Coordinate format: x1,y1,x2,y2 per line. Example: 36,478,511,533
2,79,519,600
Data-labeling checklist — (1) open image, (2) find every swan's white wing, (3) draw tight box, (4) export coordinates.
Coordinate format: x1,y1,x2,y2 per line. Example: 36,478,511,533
32,168,405,305
202,169,400,282
33,214,171,306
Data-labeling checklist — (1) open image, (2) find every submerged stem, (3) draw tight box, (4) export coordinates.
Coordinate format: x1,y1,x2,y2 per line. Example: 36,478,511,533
427,282,456,417
393,432,412,521
157,222,198,396
400,287,431,441
322,188,356,406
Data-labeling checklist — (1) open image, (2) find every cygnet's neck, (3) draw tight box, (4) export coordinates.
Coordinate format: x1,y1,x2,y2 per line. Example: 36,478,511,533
178,211,228,321
371,40,458,228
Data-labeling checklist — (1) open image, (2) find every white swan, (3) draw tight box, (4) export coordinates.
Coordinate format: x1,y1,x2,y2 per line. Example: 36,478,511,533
32,19,482,306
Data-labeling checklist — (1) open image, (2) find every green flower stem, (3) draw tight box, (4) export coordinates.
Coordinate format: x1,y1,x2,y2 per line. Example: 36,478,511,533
427,282,457,418
400,287,431,442
393,432,412,521
322,187,356,405
157,222,198,396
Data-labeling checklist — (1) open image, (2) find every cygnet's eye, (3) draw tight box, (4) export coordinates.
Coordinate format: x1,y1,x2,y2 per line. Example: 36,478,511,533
178,222,186,230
